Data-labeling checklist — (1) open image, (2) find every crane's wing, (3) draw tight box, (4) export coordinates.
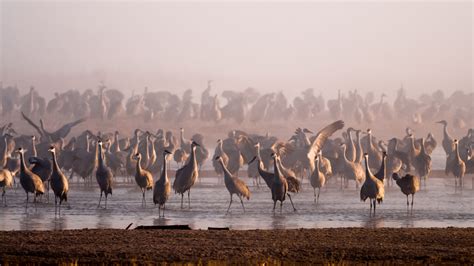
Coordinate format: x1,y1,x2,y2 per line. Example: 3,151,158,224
51,117,87,141
21,112,44,137
308,120,345,160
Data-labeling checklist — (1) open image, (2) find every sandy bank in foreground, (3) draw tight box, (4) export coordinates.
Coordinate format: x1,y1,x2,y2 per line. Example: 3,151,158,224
1,228,473,264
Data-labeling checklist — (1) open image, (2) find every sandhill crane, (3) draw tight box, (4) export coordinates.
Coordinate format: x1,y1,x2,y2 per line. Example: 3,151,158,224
437,120,454,155
48,146,68,214
173,141,200,209
318,150,333,177
450,139,466,189
424,133,437,155
96,140,113,208
274,154,299,211
29,156,52,201
392,173,420,210
134,152,153,206
271,153,288,213
310,153,326,204
173,148,188,167
374,151,387,183
212,139,229,179
362,129,382,170
153,150,172,217
0,169,13,206
215,156,250,214
249,143,298,211
340,143,365,188
17,147,44,208
354,129,363,164
385,138,405,179
304,120,345,177
345,127,356,162
360,153,384,215
413,138,432,184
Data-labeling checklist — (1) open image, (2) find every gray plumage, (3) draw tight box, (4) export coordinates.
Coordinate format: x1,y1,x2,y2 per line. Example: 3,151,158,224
215,156,250,214
17,147,44,208
173,141,199,208
48,146,68,214
153,150,172,217
360,153,384,214
96,141,113,208
271,153,288,213
134,152,153,206
392,173,420,209
0,169,14,206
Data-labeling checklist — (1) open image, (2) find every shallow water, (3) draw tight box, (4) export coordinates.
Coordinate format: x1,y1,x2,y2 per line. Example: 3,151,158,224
1,170,472,231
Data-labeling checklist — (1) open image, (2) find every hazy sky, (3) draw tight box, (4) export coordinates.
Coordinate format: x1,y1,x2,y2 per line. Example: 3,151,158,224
0,1,472,100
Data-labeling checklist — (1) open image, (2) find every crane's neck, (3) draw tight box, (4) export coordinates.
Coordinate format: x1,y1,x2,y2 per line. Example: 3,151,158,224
454,143,461,161
97,144,105,168
190,146,197,167
341,146,349,163
136,155,142,174
218,158,232,179
85,137,90,153
443,123,449,139
2,138,8,167
315,157,320,172
355,131,363,163
31,138,37,157
273,156,282,183
161,155,168,182
364,156,372,178
114,133,120,152
149,138,156,156
144,136,149,159
51,151,60,172
180,130,185,146
218,141,224,154
19,152,27,172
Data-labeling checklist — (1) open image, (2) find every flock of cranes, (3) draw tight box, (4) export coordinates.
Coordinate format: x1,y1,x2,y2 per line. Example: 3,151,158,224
1,83,472,130
0,110,472,217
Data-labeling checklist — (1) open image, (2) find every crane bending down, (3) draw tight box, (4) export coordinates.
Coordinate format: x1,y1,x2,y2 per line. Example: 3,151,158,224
215,156,250,214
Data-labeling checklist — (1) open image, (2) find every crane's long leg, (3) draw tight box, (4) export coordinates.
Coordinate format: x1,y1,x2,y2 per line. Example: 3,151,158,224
158,205,161,218
2,188,6,206
369,199,372,215
180,193,184,209
26,192,29,210
188,190,191,209
55,196,58,215
411,194,415,212
313,188,316,203
317,187,321,205
273,201,276,212
98,191,103,208
280,201,283,213
373,199,376,214
163,204,166,217
105,194,108,209
226,194,233,214
239,196,245,213
287,193,296,212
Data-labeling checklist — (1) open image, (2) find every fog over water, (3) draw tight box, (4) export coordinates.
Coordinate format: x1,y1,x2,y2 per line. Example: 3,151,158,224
1,1,472,100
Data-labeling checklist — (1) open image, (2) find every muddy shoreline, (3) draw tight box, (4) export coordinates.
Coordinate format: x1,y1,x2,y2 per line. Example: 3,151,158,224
0,228,472,264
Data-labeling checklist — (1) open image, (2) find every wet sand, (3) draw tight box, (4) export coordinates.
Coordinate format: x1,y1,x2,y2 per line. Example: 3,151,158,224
1,228,473,264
